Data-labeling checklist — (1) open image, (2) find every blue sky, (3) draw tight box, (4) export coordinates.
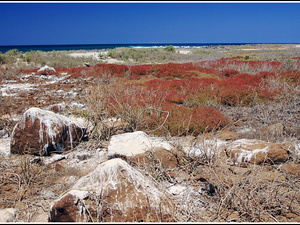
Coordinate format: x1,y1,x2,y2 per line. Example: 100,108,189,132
0,1,299,45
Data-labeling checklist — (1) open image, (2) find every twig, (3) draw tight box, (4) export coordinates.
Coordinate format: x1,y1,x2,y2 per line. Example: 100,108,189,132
137,107,170,133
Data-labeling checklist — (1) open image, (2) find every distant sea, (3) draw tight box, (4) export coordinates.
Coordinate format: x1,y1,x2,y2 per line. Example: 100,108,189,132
0,43,255,53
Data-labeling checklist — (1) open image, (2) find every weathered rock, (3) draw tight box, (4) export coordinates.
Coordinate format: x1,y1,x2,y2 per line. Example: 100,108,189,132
171,170,190,183
37,65,56,75
225,139,290,165
10,107,86,156
279,163,300,176
262,123,284,136
49,190,89,222
49,158,175,222
34,212,49,222
107,131,172,158
216,129,238,141
256,170,286,182
181,137,227,158
0,208,18,222
168,185,187,195
43,154,66,165
129,147,182,169
107,131,179,168
227,211,240,222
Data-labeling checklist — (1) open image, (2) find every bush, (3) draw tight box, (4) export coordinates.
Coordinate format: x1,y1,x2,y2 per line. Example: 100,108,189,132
164,45,176,52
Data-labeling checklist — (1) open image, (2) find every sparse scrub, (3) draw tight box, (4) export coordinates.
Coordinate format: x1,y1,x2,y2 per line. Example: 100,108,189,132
205,163,300,222
1,44,300,222
100,47,228,64
84,73,170,139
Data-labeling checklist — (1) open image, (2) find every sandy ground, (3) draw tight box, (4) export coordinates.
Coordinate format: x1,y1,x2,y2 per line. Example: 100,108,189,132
239,48,290,51
68,51,125,64
69,52,102,60
177,50,192,54
69,50,193,58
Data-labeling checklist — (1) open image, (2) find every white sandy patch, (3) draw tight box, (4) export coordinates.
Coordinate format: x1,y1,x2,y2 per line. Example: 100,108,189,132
68,52,101,60
1,83,36,96
239,47,291,51
104,58,125,64
68,51,125,64
239,48,262,51
178,50,192,54
296,45,300,48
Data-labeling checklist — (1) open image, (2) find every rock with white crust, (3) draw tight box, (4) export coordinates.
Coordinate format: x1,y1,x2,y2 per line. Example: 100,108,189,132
225,139,291,164
10,107,86,156
49,158,175,222
37,65,56,74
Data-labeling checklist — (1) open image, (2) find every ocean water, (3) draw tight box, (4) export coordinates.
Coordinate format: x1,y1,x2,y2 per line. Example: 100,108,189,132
0,43,253,53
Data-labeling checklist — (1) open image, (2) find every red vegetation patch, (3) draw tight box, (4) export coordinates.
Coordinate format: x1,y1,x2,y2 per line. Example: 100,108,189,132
217,73,276,106
280,69,300,85
17,68,38,74
153,62,219,79
221,69,240,77
129,64,155,79
160,102,229,136
197,58,282,74
94,64,129,77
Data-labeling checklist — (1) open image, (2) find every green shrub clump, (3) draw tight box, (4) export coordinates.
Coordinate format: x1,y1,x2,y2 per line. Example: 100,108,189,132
164,45,176,52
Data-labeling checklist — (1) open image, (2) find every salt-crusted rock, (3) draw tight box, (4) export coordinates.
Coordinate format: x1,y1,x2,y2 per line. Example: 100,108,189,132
168,185,186,195
0,208,18,222
49,158,175,222
108,131,172,158
37,65,56,74
225,139,290,165
10,107,86,156
107,131,180,168
48,190,89,222
43,154,66,165
181,137,227,158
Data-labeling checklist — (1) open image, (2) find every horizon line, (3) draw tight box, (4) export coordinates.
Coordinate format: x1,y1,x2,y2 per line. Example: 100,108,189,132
1,42,299,47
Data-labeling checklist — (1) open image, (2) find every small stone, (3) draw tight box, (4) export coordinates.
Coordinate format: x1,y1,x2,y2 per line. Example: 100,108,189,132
0,208,18,222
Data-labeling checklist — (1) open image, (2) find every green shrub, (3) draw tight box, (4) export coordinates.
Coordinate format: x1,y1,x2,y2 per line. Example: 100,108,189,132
164,45,176,52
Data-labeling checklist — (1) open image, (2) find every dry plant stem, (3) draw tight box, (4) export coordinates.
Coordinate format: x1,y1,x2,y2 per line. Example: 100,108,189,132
137,107,170,133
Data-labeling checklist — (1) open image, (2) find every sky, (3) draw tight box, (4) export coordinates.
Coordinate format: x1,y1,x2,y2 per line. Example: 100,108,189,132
0,1,300,45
